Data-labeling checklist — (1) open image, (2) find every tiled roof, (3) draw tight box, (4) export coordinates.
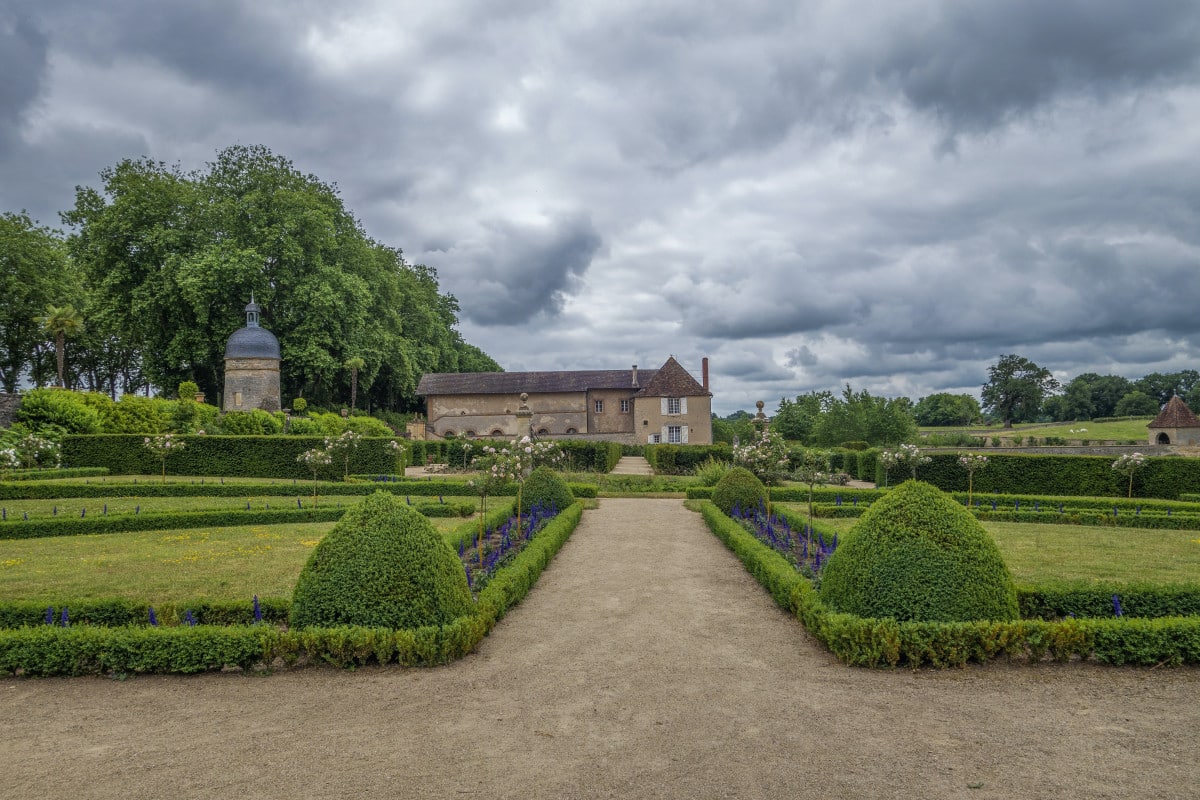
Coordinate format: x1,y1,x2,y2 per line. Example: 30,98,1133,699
1148,395,1200,428
417,368,658,396
634,356,708,398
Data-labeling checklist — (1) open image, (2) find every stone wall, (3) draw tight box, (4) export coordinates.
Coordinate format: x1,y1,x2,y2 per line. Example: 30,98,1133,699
223,358,281,412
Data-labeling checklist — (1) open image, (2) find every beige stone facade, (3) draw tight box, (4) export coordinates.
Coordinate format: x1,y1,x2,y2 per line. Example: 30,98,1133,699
417,357,713,445
223,357,282,412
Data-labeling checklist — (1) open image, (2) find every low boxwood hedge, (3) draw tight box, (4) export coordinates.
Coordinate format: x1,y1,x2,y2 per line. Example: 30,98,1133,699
1,467,109,481
0,499,476,540
645,444,732,475
0,479,598,502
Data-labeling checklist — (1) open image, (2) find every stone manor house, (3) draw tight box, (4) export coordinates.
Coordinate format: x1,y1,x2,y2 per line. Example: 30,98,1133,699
416,357,713,445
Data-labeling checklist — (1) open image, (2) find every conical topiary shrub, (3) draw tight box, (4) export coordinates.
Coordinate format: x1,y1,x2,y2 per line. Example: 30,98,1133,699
712,466,766,516
289,491,474,629
519,465,573,515
818,481,1019,622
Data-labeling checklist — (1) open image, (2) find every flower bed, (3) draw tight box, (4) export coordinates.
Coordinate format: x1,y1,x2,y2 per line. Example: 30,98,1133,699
0,503,584,675
700,500,1200,667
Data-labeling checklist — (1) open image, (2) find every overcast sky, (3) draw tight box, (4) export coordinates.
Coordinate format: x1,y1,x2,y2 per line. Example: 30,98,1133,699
3,1,1200,415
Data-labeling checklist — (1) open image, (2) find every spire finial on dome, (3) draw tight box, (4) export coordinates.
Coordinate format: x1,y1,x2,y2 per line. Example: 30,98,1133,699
245,294,261,328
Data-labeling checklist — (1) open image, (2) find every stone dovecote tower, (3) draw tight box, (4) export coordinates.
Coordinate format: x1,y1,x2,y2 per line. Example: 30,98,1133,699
222,296,281,412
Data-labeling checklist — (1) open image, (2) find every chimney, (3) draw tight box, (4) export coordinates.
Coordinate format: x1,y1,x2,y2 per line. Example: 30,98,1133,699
702,357,709,393
631,365,639,388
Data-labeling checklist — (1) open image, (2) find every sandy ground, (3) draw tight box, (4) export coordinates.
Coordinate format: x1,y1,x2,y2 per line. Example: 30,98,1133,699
2,498,1198,800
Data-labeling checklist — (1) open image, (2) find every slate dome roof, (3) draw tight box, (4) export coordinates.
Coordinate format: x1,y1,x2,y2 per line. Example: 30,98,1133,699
224,298,280,359
225,325,280,359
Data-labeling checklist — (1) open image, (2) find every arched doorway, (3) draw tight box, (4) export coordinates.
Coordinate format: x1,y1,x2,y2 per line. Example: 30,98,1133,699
1157,432,1170,444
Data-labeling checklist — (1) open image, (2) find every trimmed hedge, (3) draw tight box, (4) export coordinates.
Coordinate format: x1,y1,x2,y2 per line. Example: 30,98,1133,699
62,435,398,480
687,485,886,504
518,467,574,515
290,493,475,630
0,477,598,502
711,467,766,516
645,444,732,475
699,500,1200,667
0,503,585,675
878,452,1200,500
444,440,621,472
0,597,290,629
0,500,475,540
1018,582,1200,620
2,467,109,481
818,482,1019,623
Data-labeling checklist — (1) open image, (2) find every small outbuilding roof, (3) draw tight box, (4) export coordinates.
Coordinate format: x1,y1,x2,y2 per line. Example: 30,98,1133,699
1148,395,1200,429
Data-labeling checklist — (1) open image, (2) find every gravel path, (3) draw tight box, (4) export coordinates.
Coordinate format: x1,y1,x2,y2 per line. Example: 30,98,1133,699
2,499,1198,799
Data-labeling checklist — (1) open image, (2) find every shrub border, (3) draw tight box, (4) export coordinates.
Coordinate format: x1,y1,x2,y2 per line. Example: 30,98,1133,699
0,503,584,675
698,500,1200,667
0,500,476,540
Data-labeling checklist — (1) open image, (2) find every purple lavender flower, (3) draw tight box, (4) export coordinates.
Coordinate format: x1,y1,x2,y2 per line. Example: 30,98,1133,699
60,607,69,627
148,607,158,626
253,595,263,623
184,610,197,627
44,606,54,625
1112,595,1123,617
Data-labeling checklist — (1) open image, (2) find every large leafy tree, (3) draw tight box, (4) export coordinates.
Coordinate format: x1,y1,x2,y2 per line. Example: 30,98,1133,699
1134,371,1200,409
63,145,498,409
773,391,831,443
0,212,78,392
981,354,1059,427
812,384,916,446
912,392,981,427
1114,390,1159,417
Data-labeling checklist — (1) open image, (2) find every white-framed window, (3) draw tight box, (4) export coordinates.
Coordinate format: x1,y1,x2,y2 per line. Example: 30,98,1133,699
665,397,684,415
649,433,661,444
620,399,630,413
595,399,604,413
668,425,682,444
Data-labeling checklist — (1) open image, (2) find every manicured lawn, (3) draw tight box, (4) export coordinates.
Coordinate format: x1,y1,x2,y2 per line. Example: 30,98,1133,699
0,498,510,603
800,512,1200,585
919,418,1154,442
0,521,335,602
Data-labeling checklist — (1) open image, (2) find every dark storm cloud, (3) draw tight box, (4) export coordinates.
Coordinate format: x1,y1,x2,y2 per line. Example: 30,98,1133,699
0,11,48,153
874,0,1200,138
433,214,603,326
3,0,1200,416
35,1,320,118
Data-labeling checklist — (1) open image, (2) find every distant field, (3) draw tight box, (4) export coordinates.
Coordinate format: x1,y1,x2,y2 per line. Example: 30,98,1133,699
919,418,1154,442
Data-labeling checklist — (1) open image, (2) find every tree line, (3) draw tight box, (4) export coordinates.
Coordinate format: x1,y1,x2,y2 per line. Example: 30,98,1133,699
0,145,499,411
715,354,1197,446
